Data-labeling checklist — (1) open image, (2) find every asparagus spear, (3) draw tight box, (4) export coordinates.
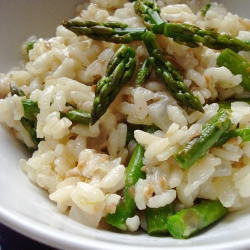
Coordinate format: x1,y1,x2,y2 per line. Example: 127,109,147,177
135,58,152,85
135,0,250,51
106,125,158,230
174,108,232,169
217,48,250,91
215,99,250,146
9,82,26,97
142,31,203,112
214,127,250,147
26,41,35,53
60,109,91,124
200,3,211,17
62,20,146,44
105,142,146,230
134,0,165,33
22,99,39,121
91,44,137,124
167,199,228,239
146,203,174,235
20,118,41,149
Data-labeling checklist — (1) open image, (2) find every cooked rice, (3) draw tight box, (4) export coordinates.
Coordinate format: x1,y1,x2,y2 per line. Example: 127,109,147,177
1,0,250,231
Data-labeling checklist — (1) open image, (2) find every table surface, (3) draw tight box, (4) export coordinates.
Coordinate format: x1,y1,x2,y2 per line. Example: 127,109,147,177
0,222,59,250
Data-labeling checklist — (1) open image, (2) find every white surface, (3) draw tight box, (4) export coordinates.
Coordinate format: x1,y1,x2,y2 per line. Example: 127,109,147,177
1,1,250,249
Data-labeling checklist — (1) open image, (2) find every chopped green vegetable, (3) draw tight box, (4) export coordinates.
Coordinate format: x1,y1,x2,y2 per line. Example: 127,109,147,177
26,41,35,53
91,44,137,124
167,200,228,239
105,142,146,230
20,118,41,148
106,125,158,230
136,58,152,85
142,31,203,112
146,203,174,235
9,82,25,96
60,109,91,124
21,99,40,121
174,108,232,169
214,127,250,146
134,0,165,33
200,4,211,17
62,20,146,44
217,48,250,91
9,82,40,150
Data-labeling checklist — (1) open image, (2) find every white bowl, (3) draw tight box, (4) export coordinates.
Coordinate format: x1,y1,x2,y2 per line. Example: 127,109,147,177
1,1,250,249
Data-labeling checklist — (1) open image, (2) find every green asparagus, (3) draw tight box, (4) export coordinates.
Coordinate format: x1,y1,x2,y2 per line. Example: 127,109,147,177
167,200,228,239
214,99,250,146
62,20,146,44
214,127,250,147
142,31,203,112
60,109,91,124
9,82,25,97
105,142,146,230
217,48,250,91
10,83,40,148
146,203,174,235
106,125,158,230
218,98,250,110
27,41,35,53
20,118,41,148
91,44,137,124
174,108,232,169
22,99,39,121
135,58,152,85
135,0,250,51
134,0,165,33
200,3,211,17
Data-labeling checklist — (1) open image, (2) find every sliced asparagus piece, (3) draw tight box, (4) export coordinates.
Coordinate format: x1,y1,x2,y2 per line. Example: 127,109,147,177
105,142,146,230
91,44,137,124
106,125,158,230
217,48,250,91
214,127,250,147
135,58,153,85
174,108,232,169
62,20,146,44
142,31,203,112
167,200,228,239
146,203,174,235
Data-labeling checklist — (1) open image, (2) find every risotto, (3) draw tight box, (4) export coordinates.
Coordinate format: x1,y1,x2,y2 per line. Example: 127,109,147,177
1,0,250,239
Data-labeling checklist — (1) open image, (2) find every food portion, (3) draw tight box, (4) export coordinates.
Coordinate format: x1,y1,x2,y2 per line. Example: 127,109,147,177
1,0,250,238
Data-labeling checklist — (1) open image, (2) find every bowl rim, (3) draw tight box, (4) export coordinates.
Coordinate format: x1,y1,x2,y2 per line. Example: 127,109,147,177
1,199,250,250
